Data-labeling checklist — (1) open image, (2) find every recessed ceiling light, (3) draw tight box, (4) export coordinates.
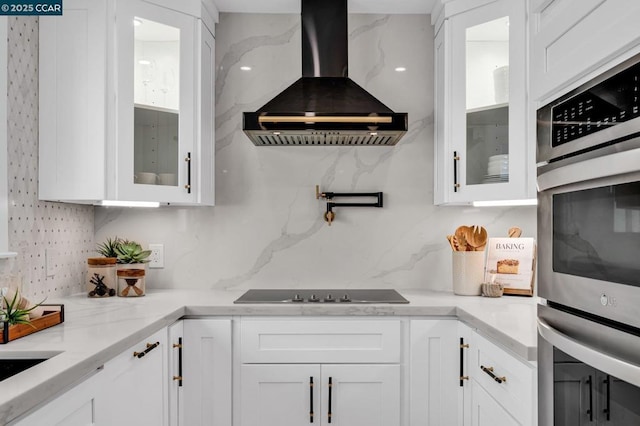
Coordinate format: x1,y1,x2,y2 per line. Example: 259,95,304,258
395,67,407,72
240,66,252,71
138,60,151,65
133,18,142,26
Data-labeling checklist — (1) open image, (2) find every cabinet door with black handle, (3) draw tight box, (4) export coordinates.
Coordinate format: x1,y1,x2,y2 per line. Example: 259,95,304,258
240,364,400,426
102,328,168,425
320,365,400,426
240,364,321,426
553,361,596,425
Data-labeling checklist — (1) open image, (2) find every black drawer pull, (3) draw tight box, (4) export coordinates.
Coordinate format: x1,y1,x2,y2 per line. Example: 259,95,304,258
309,376,314,423
459,338,469,386
175,337,183,387
133,341,160,359
328,377,333,423
480,365,506,384
453,151,461,192
185,152,192,193
586,375,593,421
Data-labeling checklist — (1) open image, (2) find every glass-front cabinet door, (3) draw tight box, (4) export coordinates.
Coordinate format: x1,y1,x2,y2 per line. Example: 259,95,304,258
116,0,196,203
434,0,529,204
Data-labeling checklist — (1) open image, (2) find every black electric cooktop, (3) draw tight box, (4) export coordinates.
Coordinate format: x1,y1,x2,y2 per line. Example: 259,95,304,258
233,289,409,304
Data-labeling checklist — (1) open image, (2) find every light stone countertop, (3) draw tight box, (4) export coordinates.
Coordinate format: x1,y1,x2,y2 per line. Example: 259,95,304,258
0,289,538,425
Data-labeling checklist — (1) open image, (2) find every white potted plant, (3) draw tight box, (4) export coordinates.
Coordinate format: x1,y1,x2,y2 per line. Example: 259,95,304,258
114,240,151,297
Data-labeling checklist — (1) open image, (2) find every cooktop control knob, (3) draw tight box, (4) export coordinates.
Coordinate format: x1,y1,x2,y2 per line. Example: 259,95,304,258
340,294,351,303
292,294,303,302
324,293,335,302
308,294,320,302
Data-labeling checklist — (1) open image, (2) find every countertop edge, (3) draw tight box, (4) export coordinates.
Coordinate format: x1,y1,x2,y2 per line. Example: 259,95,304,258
0,291,537,425
457,307,538,363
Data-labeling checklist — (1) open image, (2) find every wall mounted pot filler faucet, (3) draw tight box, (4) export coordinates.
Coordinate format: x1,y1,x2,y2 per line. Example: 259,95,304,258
315,185,383,225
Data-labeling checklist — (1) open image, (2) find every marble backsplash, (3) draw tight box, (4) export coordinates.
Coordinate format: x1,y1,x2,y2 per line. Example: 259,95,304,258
95,13,537,292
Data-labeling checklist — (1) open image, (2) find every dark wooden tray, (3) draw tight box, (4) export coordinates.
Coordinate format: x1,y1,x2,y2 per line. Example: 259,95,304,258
0,304,65,344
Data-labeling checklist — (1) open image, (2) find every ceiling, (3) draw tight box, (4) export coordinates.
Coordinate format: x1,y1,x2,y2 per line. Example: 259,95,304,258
213,0,436,14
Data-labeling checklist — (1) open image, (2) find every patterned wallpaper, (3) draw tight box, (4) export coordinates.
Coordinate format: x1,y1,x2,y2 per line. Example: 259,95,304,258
3,17,94,299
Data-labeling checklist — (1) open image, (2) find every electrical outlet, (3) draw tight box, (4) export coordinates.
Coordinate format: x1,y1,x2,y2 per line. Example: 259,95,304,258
46,248,58,277
149,244,164,268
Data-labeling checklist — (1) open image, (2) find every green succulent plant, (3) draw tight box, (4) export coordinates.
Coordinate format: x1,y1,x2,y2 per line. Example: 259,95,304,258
1,290,45,327
115,240,151,264
96,236,122,258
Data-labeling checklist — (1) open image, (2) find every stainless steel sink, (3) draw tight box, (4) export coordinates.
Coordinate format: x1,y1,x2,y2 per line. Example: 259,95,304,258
0,351,61,381
0,358,47,381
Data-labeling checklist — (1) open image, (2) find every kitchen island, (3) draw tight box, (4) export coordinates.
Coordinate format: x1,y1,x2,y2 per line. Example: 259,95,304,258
0,289,537,425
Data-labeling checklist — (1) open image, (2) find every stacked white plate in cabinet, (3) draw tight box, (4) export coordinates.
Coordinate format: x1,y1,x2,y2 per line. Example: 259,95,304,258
484,154,509,183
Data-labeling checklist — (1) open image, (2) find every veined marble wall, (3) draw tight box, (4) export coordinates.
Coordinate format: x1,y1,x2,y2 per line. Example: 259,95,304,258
95,13,536,292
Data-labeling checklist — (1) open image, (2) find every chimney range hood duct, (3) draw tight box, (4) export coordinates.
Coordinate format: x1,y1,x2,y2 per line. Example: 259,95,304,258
242,0,408,146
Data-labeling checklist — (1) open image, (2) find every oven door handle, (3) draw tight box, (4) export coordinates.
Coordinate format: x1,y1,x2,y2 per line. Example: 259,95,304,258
538,317,640,388
537,147,640,192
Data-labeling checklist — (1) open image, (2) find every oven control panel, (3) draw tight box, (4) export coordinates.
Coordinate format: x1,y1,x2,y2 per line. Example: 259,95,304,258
551,62,640,146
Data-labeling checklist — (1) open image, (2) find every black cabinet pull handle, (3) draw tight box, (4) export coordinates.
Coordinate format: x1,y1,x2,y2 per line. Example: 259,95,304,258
453,151,461,192
586,375,593,422
603,375,611,421
328,377,333,423
459,338,469,386
174,337,183,387
185,152,192,193
133,341,160,359
480,365,506,384
309,376,314,423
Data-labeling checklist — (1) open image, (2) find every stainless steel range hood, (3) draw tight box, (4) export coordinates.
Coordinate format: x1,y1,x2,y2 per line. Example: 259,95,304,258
243,0,408,146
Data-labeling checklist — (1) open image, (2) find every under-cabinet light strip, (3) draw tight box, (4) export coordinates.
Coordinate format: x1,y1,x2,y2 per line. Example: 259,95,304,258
100,200,160,208
472,199,538,207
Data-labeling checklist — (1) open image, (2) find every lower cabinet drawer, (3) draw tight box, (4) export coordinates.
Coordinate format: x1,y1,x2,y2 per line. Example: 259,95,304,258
470,332,535,424
240,318,401,363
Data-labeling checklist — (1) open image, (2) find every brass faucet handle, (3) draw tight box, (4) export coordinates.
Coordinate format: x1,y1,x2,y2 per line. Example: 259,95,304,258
324,210,335,225
316,185,324,199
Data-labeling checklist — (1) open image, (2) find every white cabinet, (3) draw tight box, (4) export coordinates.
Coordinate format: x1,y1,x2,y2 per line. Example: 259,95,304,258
11,328,169,426
432,0,534,205
321,364,400,426
470,379,519,426
240,364,319,426
238,318,402,426
182,319,232,426
409,319,459,426
240,319,401,363
530,0,640,102
458,323,536,426
167,321,184,426
11,369,105,426
241,364,400,426
102,327,168,426
38,0,217,205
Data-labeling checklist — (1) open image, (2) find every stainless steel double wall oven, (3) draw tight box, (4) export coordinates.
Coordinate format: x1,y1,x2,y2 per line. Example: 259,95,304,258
537,52,640,425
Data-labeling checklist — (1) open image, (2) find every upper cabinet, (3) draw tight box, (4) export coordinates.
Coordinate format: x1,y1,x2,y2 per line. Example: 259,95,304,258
39,0,217,205
432,0,535,205
530,0,640,103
